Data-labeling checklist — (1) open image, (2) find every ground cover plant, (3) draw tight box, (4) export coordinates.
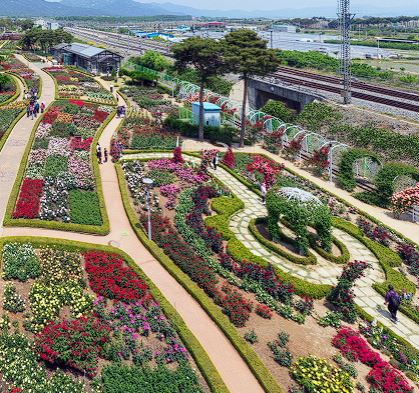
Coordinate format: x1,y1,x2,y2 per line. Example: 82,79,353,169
11,100,113,228
0,240,209,392
44,66,115,104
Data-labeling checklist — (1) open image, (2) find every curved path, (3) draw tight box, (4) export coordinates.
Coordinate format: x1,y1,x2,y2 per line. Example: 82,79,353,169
123,152,419,349
0,63,265,393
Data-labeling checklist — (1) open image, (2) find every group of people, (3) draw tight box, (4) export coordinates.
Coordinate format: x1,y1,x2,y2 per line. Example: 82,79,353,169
96,144,108,164
116,105,126,118
25,88,45,121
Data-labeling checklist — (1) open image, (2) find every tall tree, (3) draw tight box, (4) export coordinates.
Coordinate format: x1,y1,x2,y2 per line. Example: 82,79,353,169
172,37,226,142
223,30,279,147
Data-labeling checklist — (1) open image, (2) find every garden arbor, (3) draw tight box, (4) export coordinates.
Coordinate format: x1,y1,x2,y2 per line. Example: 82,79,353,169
266,187,332,255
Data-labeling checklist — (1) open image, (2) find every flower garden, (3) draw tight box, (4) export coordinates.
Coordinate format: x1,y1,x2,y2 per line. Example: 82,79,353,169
44,66,116,104
0,57,41,92
0,238,210,393
113,112,181,153
7,99,114,232
117,146,418,393
0,73,17,105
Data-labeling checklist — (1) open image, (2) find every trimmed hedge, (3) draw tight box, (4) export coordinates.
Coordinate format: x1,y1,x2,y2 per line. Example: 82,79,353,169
332,217,418,324
206,195,331,299
3,100,114,235
0,236,229,393
115,163,283,393
309,234,350,265
336,148,380,192
249,217,317,265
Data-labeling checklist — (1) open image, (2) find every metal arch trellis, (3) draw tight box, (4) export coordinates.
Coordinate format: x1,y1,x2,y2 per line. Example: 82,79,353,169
353,156,383,182
328,142,348,181
392,174,418,195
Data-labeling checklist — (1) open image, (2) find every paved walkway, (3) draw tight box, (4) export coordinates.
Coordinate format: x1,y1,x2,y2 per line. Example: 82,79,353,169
0,68,265,393
183,140,419,246
124,152,419,349
0,55,55,232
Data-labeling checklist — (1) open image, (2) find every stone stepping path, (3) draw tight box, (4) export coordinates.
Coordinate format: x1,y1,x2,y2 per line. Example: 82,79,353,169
125,152,419,349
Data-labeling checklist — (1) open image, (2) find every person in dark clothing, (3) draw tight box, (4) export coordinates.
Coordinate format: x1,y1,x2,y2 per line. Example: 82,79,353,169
96,144,102,164
385,285,401,322
104,148,108,163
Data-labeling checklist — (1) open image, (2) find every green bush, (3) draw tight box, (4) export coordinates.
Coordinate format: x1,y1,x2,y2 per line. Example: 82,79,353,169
261,99,296,123
69,190,102,226
296,102,342,131
374,162,419,206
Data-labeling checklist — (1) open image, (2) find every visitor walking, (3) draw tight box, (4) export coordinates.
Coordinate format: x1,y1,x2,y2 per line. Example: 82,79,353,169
40,101,46,113
104,148,108,163
34,101,40,117
29,103,35,120
261,182,267,204
212,152,219,170
385,285,401,322
26,104,31,118
96,144,102,164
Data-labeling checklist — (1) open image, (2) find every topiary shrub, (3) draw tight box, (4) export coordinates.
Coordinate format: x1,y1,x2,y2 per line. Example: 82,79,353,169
266,187,332,255
336,148,380,192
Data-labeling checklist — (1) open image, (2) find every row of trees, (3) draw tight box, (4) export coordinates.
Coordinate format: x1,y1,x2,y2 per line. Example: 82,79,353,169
172,29,279,147
20,29,73,53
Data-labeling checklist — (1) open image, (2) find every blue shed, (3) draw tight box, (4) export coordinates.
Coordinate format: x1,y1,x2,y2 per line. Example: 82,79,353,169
192,102,221,127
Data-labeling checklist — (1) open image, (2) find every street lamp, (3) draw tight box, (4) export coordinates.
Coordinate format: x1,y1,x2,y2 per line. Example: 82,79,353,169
142,177,154,240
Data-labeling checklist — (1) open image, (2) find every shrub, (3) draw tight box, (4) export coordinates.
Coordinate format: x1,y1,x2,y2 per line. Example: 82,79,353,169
268,341,293,367
255,303,273,319
244,330,258,344
261,99,296,123
69,190,102,225
217,284,253,328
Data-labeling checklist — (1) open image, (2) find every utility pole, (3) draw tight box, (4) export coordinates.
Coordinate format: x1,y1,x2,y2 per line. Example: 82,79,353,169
338,0,354,104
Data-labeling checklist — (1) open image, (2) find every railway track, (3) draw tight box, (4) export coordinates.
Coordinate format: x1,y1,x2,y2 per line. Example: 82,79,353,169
266,72,419,113
275,66,419,103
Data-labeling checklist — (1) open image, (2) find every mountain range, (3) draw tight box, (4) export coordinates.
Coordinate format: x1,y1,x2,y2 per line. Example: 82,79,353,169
0,0,417,18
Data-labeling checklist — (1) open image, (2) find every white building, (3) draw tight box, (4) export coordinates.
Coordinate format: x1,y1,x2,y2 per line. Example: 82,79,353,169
271,24,297,33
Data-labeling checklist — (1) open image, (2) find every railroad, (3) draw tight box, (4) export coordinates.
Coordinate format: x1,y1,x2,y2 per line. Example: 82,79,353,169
266,71,419,113
275,66,419,102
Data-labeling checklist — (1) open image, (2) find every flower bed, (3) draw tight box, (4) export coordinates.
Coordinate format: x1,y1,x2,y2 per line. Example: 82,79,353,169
0,239,210,392
115,112,181,151
11,100,113,228
0,102,26,147
122,85,176,113
0,57,41,92
44,66,115,104
0,74,16,104
333,327,414,393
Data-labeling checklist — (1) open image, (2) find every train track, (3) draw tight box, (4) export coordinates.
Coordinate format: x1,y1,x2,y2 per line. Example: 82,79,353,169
275,66,419,103
64,27,172,56
266,71,419,113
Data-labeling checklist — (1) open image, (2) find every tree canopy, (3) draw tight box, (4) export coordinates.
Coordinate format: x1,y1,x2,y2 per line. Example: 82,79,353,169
20,28,73,53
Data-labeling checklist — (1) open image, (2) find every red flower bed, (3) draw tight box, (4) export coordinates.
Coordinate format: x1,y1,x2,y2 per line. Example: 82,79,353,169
221,147,236,168
41,106,61,124
84,251,150,302
13,178,44,219
216,284,253,327
69,99,86,107
333,328,414,393
36,316,111,377
255,303,273,319
70,136,93,150
93,109,109,122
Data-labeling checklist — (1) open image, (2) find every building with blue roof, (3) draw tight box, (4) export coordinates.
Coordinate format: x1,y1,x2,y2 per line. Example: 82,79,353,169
192,102,221,127
51,43,123,75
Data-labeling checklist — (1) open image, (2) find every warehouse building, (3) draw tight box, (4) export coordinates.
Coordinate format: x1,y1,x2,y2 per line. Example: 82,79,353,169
51,43,122,74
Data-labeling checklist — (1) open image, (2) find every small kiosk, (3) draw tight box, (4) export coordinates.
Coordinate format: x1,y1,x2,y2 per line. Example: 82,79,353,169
192,102,221,127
